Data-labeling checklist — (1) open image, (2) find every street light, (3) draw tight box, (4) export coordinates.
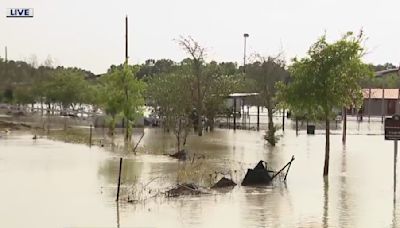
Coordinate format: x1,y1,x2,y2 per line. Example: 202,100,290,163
242,33,250,127
243,33,249,73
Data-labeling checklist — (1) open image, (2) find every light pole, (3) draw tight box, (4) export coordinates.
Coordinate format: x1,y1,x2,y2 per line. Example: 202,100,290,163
243,33,249,73
242,33,249,128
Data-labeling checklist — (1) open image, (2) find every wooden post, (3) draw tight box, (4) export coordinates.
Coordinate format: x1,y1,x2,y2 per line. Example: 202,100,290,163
342,107,347,144
116,158,123,201
368,88,371,122
295,117,299,136
395,140,398,202
257,105,260,131
382,88,385,123
242,99,245,129
247,105,250,130
89,124,93,147
282,109,285,132
233,98,237,131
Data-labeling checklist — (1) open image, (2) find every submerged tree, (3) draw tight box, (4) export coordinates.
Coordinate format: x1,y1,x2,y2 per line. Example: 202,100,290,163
101,64,146,140
148,72,192,152
246,56,289,146
277,32,373,176
178,36,206,136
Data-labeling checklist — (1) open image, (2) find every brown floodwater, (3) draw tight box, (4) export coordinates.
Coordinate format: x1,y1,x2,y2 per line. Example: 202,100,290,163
0,118,399,228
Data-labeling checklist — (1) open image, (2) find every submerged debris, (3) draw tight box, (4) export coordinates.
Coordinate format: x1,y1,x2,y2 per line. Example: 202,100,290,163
241,156,295,186
169,149,187,160
165,183,203,197
211,177,237,189
241,160,273,186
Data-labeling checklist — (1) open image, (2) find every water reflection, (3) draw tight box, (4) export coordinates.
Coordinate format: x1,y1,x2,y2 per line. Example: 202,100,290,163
323,177,329,228
338,145,350,228
2,120,400,227
116,202,120,228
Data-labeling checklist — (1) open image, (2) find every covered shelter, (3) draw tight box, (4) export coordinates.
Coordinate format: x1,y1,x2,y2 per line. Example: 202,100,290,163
228,92,259,130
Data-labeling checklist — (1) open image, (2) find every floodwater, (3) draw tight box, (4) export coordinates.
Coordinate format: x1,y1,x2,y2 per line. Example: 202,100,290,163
0,118,399,228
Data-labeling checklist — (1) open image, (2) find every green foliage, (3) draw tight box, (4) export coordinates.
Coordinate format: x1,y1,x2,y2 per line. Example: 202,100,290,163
148,72,192,151
44,68,88,109
277,31,373,176
278,32,373,119
100,63,146,137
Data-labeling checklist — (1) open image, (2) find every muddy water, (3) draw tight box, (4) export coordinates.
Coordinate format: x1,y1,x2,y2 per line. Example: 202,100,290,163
0,119,399,228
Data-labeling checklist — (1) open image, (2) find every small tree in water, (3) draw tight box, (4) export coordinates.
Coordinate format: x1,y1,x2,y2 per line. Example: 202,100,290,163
246,56,289,146
148,72,193,152
277,32,373,176
101,63,146,140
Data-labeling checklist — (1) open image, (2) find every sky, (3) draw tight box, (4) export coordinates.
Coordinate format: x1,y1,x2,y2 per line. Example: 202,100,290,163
1,0,399,74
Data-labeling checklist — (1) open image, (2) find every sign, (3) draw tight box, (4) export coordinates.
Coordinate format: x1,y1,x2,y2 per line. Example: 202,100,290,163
6,8,34,18
385,114,400,140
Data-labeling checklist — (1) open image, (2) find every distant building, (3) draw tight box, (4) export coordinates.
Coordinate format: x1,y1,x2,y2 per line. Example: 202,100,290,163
362,88,400,116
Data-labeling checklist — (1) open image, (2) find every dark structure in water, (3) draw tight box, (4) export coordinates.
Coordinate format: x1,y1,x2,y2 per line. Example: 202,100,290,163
212,177,237,188
241,161,273,186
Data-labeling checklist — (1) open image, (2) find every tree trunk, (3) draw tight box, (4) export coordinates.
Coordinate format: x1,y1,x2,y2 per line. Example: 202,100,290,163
110,115,116,136
209,117,215,131
196,63,203,136
177,118,181,151
266,100,276,146
323,116,330,176
125,118,130,142
342,107,347,144
40,100,43,116
268,106,274,134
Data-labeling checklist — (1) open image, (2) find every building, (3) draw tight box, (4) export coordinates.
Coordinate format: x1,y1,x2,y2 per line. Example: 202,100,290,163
362,88,400,116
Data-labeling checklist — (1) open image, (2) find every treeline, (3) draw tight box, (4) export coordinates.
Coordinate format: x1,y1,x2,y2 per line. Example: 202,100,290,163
0,58,97,109
0,40,398,146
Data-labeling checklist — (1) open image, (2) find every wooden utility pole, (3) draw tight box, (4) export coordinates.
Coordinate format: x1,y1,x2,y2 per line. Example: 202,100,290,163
125,16,128,63
124,15,129,142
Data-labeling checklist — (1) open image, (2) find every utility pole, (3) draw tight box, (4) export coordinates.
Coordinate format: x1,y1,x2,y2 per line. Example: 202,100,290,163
124,15,129,142
125,16,128,64
5,46,7,62
243,33,249,73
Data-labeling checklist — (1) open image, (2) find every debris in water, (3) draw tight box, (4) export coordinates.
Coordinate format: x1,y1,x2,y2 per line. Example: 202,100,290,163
165,183,203,197
241,160,273,186
241,156,295,186
169,149,187,160
211,177,237,189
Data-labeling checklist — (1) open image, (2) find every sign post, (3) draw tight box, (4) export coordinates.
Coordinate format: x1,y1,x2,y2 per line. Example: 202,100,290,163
395,139,398,200
384,114,400,202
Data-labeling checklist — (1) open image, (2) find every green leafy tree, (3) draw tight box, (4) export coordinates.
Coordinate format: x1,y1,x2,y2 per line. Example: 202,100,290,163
148,72,192,152
277,32,373,176
101,63,146,140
